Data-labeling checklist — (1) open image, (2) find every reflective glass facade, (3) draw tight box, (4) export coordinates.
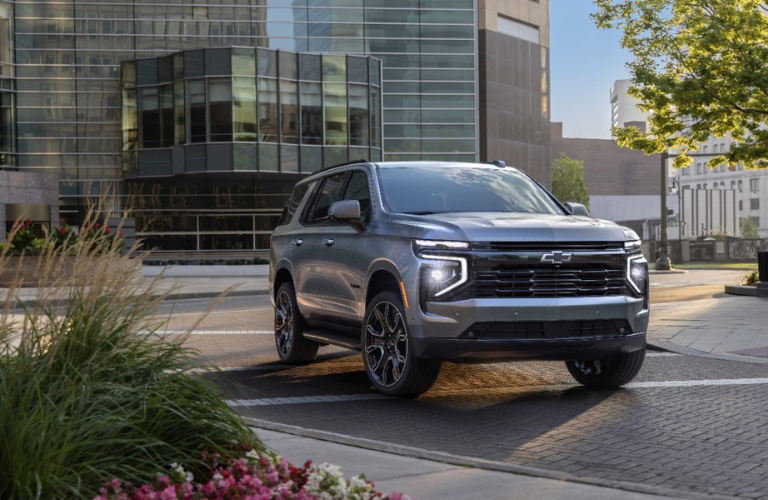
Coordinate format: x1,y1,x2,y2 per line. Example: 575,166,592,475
0,0,550,252
121,48,382,176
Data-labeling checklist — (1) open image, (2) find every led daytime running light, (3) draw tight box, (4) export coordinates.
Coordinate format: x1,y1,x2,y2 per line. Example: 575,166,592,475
627,255,647,294
421,254,468,297
414,239,469,250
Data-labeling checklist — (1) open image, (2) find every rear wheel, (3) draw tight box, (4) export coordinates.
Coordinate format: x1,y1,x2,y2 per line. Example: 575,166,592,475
565,348,646,388
362,291,441,396
274,282,318,364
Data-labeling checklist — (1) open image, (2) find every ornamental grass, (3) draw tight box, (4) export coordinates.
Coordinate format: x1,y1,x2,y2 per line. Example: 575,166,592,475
0,200,258,500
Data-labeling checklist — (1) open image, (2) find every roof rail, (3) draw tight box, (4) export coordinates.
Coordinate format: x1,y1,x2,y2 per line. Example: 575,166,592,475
321,158,371,171
484,160,506,168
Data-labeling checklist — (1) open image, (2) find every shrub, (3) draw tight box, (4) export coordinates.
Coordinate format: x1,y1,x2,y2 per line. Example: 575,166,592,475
742,267,759,286
0,202,257,500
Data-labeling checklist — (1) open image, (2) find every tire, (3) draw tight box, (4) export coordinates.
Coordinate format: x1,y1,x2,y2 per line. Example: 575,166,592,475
274,281,319,364
565,348,646,388
362,291,441,396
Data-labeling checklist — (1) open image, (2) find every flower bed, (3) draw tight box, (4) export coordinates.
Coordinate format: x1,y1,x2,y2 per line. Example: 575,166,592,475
96,448,409,500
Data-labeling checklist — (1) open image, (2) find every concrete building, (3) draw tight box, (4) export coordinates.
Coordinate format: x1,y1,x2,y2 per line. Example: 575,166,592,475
610,78,647,132
550,122,660,229
672,135,768,238
0,0,551,252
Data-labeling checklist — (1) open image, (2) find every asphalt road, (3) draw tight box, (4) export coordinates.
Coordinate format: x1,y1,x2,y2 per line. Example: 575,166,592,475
157,270,768,499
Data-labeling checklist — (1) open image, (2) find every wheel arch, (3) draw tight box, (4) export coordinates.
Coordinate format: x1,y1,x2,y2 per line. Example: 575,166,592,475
366,267,402,307
273,267,294,300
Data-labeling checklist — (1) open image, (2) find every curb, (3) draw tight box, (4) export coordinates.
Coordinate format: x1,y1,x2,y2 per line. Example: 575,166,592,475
246,418,735,500
649,340,768,366
1,288,270,309
724,283,768,297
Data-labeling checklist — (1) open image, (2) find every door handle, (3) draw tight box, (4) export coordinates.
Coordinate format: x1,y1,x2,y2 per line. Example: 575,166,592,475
322,237,335,246
293,238,303,247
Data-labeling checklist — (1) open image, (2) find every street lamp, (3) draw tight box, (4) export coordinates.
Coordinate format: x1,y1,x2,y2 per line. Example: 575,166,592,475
656,151,672,270
656,150,720,271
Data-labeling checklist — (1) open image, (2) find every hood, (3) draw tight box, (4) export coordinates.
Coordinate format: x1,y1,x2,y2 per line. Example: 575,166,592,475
400,212,628,243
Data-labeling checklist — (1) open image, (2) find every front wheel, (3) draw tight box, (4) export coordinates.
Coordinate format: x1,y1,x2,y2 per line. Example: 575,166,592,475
274,281,319,364
362,291,441,396
565,348,646,388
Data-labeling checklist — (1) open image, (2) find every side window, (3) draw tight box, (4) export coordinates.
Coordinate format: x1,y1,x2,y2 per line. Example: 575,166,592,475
304,172,349,225
342,170,372,225
276,181,312,227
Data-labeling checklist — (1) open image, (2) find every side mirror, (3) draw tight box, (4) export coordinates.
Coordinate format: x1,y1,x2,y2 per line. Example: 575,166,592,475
565,202,589,217
329,200,365,232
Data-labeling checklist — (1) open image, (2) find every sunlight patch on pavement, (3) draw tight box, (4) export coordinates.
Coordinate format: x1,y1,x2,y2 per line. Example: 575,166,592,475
225,377,768,407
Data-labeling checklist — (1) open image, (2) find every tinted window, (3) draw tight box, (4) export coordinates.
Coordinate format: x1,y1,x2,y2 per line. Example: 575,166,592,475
276,181,312,227
342,170,372,225
304,173,349,225
378,165,564,215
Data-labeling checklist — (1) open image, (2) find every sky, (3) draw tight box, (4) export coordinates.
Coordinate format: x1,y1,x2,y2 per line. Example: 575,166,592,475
549,0,633,140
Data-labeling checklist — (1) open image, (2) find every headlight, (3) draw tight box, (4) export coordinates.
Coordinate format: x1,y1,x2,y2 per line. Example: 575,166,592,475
414,239,469,250
414,239,469,300
420,254,467,297
627,255,648,295
624,239,642,252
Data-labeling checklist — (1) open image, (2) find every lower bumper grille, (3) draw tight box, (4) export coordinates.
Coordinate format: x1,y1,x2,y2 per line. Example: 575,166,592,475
461,320,633,340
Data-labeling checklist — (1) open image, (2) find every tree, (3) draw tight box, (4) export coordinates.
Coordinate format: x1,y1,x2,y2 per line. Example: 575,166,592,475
593,0,768,170
740,216,759,239
551,152,590,210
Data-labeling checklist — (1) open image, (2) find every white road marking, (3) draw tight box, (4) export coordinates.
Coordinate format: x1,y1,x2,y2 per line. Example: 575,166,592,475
225,377,768,407
645,352,682,357
227,394,389,407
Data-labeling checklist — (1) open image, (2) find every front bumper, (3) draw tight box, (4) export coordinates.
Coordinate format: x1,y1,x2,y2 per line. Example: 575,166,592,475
411,332,646,363
407,296,649,362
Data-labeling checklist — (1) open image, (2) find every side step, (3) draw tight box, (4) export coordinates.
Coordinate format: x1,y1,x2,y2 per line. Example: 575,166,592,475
303,330,362,351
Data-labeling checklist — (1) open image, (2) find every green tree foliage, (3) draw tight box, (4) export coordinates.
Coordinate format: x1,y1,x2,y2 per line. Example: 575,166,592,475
551,152,590,210
740,216,759,239
593,0,768,170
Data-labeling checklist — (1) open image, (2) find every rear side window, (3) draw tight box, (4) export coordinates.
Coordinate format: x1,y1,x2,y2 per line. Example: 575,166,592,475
276,182,312,227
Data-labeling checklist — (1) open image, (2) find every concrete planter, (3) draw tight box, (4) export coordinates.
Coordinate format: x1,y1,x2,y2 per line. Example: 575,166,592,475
0,256,77,287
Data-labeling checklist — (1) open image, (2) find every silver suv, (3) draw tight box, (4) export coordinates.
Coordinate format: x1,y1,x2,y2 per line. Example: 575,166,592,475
270,161,649,396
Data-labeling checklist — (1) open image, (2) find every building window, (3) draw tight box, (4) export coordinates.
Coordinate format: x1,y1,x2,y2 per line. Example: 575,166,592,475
497,15,540,44
681,166,689,175
751,198,760,210
209,78,233,142
750,178,759,192
186,80,206,143
138,87,159,148
738,180,743,192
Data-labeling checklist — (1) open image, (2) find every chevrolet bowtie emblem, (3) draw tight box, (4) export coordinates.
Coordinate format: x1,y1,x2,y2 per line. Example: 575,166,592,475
541,251,573,264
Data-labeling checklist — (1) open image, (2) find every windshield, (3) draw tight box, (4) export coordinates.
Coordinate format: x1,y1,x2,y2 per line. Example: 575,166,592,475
378,165,565,215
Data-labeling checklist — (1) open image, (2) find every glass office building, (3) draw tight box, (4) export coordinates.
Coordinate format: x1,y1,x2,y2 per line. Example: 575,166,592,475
0,0,550,252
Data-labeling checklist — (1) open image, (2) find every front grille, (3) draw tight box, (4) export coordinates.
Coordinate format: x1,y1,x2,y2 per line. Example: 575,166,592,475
467,266,626,298
462,320,632,340
472,241,624,252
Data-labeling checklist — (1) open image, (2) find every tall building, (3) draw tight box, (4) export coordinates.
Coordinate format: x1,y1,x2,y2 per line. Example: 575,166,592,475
0,0,550,252
610,78,646,132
